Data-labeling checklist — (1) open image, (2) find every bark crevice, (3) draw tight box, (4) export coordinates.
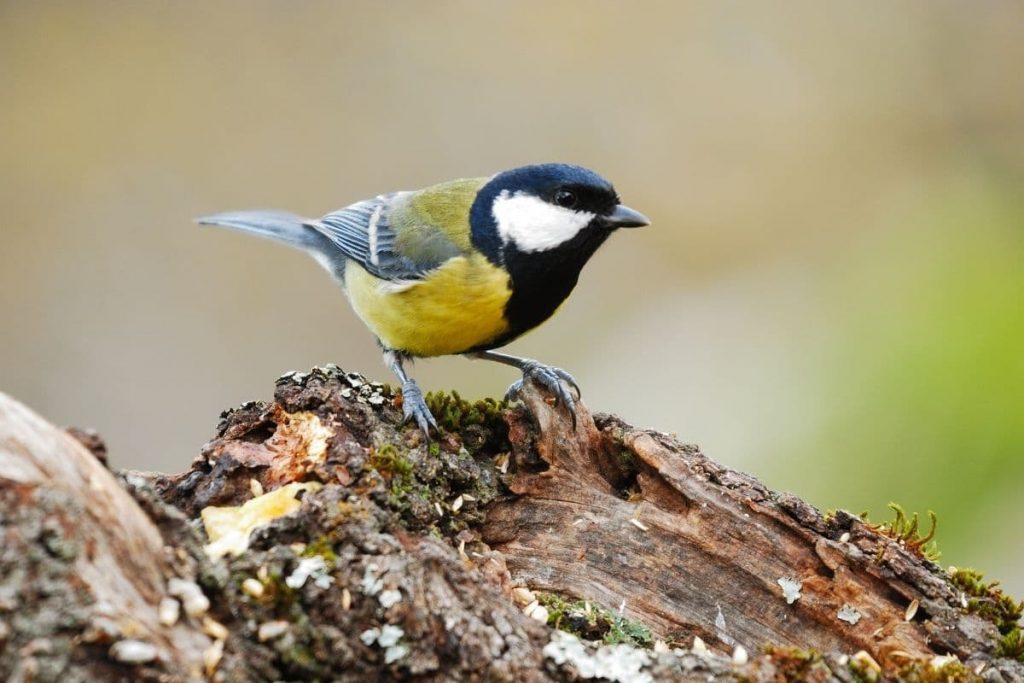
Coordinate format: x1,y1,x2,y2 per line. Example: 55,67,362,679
1,368,1020,682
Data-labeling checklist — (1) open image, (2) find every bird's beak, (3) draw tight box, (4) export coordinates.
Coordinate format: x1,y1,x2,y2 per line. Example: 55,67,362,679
602,204,650,229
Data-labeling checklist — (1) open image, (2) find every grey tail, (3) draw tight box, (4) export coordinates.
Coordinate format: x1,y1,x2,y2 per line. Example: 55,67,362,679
196,210,333,253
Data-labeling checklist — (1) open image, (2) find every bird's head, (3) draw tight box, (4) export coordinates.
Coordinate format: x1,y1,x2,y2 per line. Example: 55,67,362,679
470,163,649,263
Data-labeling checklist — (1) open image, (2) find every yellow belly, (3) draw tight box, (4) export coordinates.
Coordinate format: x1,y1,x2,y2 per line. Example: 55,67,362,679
343,254,512,357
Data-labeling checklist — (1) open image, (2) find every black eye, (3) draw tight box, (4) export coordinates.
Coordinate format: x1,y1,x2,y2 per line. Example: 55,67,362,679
553,189,578,209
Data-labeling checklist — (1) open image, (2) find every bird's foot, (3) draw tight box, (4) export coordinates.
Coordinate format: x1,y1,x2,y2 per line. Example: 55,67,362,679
505,361,581,429
400,380,438,437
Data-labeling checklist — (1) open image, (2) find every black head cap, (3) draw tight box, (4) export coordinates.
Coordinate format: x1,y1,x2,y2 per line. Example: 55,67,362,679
470,163,646,262
486,163,619,215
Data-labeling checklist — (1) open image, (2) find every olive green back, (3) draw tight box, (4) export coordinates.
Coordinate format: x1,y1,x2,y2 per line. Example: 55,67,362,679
389,177,489,262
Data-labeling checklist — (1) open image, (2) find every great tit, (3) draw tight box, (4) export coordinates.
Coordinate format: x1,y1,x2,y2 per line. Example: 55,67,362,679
198,163,649,435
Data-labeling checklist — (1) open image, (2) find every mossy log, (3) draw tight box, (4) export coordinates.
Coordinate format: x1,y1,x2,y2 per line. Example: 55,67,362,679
1,367,1021,682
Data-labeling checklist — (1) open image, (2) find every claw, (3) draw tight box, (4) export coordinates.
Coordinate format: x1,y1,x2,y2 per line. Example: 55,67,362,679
551,367,582,400
504,379,525,403
511,361,580,430
400,380,438,437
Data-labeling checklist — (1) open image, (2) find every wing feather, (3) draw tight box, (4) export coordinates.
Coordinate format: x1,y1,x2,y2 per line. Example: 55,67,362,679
309,193,445,281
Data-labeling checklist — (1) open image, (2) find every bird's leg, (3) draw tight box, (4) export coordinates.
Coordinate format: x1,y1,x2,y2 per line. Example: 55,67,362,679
467,350,581,429
384,349,438,437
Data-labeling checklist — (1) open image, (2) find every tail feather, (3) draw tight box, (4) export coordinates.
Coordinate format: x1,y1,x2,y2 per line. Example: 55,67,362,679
196,210,327,252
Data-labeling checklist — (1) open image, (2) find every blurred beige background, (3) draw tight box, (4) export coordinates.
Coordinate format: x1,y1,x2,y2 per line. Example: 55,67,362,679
1,1,1022,593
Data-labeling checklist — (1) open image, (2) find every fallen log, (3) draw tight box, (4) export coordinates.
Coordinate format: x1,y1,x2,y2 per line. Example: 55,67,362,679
1,366,1021,681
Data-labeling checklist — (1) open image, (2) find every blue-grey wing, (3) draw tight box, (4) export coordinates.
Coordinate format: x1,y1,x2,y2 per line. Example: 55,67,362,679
309,193,445,282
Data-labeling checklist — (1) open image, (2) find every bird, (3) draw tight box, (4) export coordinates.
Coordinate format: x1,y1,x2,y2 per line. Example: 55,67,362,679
198,163,649,435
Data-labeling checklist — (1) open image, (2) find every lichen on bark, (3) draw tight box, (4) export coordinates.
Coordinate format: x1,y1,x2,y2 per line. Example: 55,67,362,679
1,366,1022,682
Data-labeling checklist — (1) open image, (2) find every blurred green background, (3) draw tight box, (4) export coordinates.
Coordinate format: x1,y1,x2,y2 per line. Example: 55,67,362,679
1,2,1021,593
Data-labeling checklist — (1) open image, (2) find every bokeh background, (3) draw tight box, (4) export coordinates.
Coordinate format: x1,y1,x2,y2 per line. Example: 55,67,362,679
2,2,1022,593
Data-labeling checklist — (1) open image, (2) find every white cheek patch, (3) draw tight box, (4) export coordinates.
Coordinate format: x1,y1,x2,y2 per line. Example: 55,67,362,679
492,191,595,252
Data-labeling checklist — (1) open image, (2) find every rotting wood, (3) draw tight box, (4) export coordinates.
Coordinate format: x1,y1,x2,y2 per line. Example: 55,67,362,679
0,393,211,681
1,369,1021,682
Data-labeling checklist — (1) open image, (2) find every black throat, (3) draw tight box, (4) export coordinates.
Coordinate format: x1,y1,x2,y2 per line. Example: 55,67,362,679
490,225,614,347
467,164,624,351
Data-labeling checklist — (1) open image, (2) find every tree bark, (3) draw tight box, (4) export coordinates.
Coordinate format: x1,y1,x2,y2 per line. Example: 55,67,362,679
1,367,1020,682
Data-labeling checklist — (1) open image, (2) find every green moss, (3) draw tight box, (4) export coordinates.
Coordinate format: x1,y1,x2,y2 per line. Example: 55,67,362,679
867,503,940,561
948,567,1024,663
764,646,829,680
846,657,881,683
946,568,1023,662
895,659,979,682
387,481,414,509
368,442,423,512
368,443,413,480
617,448,637,468
359,393,505,536
425,390,505,432
949,567,1023,634
606,615,654,647
997,628,1024,660
300,538,338,565
537,593,653,648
